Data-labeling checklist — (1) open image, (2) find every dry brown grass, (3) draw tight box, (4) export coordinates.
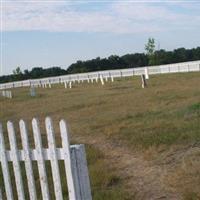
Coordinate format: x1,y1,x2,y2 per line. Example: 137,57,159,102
0,72,200,199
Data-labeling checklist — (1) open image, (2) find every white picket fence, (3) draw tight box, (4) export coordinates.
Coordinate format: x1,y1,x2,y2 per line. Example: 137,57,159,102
0,90,12,99
0,117,92,200
0,60,200,90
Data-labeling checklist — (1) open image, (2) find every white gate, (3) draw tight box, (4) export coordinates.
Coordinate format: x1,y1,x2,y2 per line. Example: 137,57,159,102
0,117,92,200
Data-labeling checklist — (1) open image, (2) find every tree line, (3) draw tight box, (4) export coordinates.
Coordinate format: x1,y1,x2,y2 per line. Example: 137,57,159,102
0,45,200,84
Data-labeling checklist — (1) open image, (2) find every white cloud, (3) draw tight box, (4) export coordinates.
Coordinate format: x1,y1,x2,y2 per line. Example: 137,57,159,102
1,1,200,34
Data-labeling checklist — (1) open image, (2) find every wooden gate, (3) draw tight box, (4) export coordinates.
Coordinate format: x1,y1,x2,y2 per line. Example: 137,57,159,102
0,117,92,200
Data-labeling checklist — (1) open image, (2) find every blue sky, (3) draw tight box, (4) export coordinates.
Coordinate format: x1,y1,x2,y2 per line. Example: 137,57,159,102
0,0,200,75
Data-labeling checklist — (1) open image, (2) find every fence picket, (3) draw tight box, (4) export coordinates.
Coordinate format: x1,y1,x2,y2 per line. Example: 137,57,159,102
7,121,25,200
59,120,77,200
45,117,63,200
32,118,50,200
100,75,104,85
0,188,2,200
0,124,14,200
19,120,37,200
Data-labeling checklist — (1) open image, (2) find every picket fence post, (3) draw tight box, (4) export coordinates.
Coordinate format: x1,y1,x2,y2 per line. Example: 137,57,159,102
145,67,149,79
69,81,72,89
100,75,104,85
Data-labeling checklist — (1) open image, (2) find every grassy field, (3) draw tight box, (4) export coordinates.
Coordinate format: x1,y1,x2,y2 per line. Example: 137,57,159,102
0,72,200,199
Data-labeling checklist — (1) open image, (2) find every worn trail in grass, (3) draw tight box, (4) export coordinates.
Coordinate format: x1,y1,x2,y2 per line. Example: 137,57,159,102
76,133,179,200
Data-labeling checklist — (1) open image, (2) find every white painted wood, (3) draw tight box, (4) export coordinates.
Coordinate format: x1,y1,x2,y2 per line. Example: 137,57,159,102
59,120,77,200
120,70,123,77
2,147,75,162
111,76,114,82
64,81,67,89
4,147,68,161
0,188,2,200
32,118,50,200
71,145,92,200
1,118,92,200
0,90,12,99
145,67,149,79
19,120,37,200
7,121,25,200
100,75,104,85
45,117,63,200
0,123,14,200
69,81,72,89
77,76,80,83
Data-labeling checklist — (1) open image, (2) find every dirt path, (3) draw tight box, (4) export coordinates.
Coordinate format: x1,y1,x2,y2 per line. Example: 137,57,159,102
74,134,181,200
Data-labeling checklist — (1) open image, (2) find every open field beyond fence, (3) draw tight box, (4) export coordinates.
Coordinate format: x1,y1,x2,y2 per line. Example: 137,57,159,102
0,72,200,200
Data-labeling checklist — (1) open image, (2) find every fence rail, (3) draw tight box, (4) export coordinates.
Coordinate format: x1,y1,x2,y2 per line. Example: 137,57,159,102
0,117,92,200
0,60,200,89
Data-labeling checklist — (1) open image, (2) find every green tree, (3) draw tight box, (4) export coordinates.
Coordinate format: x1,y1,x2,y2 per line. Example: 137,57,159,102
145,38,156,65
13,67,22,75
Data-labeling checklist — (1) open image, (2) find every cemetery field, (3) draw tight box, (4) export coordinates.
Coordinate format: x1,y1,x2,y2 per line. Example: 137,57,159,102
0,72,200,200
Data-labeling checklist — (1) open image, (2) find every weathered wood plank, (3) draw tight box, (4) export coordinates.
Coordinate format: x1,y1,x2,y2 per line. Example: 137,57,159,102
0,123,14,200
0,188,2,200
7,121,25,200
59,120,77,200
4,148,61,161
71,145,92,200
3,147,83,162
32,118,50,200
45,117,63,200
19,120,37,200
